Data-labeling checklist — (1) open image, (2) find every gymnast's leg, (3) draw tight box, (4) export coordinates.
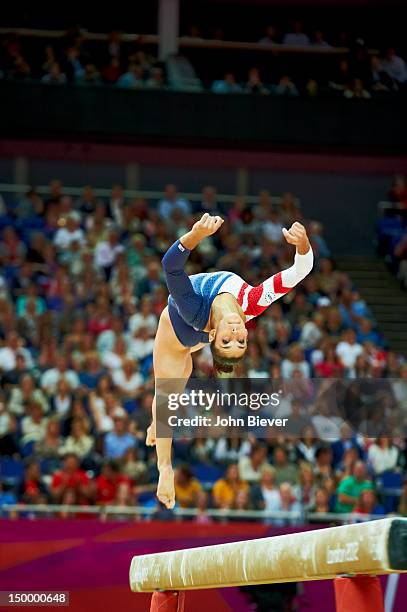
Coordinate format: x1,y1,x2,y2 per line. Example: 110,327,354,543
146,307,193,509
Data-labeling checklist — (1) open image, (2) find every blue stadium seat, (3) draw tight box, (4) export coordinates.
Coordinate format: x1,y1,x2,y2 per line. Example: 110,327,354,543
191,463,224,485
377,471,403,513
0,457,24,486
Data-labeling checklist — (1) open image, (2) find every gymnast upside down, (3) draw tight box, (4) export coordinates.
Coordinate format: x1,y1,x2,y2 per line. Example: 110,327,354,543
146,213,313,508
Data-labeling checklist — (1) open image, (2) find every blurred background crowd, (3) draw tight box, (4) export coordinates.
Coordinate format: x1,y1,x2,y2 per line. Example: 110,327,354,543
1,22,406,98
0,180,407,523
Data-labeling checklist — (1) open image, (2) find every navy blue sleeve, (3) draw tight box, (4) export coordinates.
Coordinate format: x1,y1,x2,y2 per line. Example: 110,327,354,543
161,240,203,327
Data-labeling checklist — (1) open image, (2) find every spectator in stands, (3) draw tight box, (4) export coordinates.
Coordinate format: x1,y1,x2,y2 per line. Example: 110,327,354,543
212,463,249,509
102,57,121,84
112,358,143,399
313,445,334,485
344,78,371,99
95,460,130,505
331,422,362,468
94,228,125,279
17,461,49,504
283,21,310,46
64,47,85,82
54,212,85,251
128,298,157,336
42,45,56,74
117,63,143,88
352,488,385,518
244,68,269,95
0,227,27,268
0,396,18,456
271,482,303,526
158,184,191,219
250,466,279,510
259,26,278,46
121,447,148,483
239,442,272,483
328,59,351,93
299,313,324,351
35,418,63,461
281,344,311,379
8,374,49,416
273,446,299,486
59,418,94,460
40,355,80,394
200,185,220,214
367,437,400,475
174,465,202,508
214,435,251,464
356,318,382,345
51,453,92,504
309,487,330,515
20,402,48,447
104,408,137,460
336,329,363,375
381,48,407,85
389,175,407,205
312,30,330,48
296,464,316,508
262,209,283,244
296,425,318,463
369,55,397,94
146,67,165,89
335,460,373,513
194,490,212,524
41,62,67,84
272,75,299,97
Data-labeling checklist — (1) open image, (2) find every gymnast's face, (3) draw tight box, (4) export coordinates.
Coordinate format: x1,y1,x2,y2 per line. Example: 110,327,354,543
210,313,248,357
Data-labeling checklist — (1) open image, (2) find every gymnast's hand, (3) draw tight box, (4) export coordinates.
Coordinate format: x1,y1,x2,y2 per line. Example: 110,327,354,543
180,213,224,250
192,213,224,240
282,222,311,255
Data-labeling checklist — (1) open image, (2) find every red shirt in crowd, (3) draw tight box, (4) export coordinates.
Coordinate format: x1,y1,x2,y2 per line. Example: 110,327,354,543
95,474,130,505
51,469,90,504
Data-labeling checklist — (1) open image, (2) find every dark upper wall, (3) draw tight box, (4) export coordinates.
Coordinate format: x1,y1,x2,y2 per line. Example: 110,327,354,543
1,82,406,154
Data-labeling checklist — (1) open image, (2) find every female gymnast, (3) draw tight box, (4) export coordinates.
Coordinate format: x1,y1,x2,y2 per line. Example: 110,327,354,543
146,213,313,508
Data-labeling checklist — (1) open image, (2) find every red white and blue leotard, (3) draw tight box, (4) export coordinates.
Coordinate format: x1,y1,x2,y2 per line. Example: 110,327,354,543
163,240,313,347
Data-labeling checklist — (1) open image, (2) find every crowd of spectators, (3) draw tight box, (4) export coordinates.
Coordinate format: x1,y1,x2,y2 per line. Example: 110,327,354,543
0,180,406,523
1,25,406,99
211,45,407,99
377,175,407,289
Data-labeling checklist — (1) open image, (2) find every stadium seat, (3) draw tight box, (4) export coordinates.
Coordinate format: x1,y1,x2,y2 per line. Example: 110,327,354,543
0,457,24,486
191,463,224,485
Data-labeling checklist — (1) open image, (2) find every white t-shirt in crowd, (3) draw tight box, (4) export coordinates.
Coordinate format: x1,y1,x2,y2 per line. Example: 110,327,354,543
112,369,143,394
54,228,85,250
94,241,124,268
368,444,399,475
336,341,363,368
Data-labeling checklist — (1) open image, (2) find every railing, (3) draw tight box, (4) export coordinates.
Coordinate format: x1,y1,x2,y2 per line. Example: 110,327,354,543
0,27,378,56
0,183,300,208
1,503,390,524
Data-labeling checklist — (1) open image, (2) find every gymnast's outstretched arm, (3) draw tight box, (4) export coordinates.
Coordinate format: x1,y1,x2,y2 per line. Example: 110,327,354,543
236,222,314,318
161,214,224,327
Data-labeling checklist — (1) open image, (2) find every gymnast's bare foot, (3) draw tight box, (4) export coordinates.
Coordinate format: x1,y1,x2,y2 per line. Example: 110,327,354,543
146,422,156,446
157,465,175,509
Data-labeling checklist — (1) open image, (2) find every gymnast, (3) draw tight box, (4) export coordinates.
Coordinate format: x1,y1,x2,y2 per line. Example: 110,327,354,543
146,213,313,508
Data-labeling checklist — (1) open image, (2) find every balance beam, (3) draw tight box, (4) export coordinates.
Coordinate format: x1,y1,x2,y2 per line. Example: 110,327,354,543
129,518,407,593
